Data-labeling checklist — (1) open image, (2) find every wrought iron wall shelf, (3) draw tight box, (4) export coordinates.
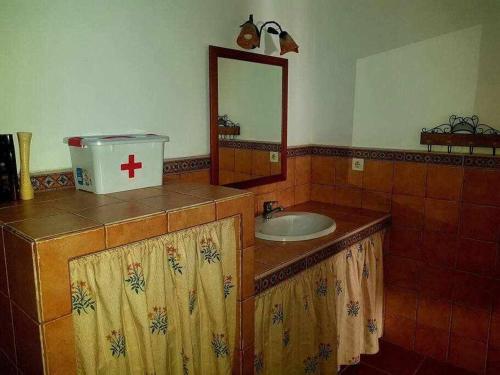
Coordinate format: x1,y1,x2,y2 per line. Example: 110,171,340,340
421,115,500,155
218,126,240,136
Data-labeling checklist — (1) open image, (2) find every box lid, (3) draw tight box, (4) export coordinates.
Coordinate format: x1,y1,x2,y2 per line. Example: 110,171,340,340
64,134,169,147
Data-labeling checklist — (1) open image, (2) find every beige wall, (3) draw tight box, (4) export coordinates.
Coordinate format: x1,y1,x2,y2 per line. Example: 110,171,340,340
311,0,500,151
1,1,498,173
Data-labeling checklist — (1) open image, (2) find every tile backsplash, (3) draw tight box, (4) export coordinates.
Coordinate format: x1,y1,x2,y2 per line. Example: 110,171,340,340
306,149,499,374
18,144,500,373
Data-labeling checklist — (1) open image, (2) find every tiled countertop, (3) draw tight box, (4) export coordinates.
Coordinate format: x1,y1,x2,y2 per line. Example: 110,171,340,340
0,183,252,242
254,201,391,294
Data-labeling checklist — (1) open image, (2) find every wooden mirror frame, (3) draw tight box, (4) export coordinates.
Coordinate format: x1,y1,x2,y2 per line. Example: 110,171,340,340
209,45,288,189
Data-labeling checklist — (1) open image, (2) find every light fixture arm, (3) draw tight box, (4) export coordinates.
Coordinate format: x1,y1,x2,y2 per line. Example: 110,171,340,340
258,20,284,36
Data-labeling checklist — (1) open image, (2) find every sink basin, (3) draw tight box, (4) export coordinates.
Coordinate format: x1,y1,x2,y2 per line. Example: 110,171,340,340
255,212,336,242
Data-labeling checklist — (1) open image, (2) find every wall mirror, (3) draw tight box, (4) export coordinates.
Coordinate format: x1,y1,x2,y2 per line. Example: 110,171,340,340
209,45,288,188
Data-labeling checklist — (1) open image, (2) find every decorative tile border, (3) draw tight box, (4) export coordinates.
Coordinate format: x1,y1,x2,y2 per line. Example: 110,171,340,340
162,156,210,174
219,140,281,152
31,156,211,192
30,171,75,192
287,146,312,157
28,144,499,192
254,218,391,294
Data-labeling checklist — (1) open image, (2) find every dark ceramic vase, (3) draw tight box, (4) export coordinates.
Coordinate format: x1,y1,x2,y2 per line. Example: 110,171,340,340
0,134,19,202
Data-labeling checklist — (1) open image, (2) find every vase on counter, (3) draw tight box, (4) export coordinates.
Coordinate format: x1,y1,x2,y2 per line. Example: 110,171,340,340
17,132,34,200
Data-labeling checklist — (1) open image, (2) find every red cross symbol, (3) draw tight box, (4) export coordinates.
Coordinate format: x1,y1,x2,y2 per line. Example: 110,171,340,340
120,154,142,178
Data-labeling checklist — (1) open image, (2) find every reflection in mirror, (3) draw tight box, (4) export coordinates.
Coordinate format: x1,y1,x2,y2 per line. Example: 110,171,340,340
218,58,282,185
209,46,288,189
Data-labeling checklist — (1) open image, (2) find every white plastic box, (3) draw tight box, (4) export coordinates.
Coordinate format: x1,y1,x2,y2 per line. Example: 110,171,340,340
64,134,169,194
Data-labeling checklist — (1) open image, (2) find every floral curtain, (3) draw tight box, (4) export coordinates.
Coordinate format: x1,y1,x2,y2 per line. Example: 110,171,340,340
69,217,237,375
254,231,385,375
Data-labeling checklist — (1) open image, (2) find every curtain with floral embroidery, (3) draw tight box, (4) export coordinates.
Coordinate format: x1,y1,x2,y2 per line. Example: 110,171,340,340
254,231,384,375
69,217,237,375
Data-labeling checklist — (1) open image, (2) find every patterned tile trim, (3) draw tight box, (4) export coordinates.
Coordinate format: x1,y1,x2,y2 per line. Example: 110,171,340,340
310,145,498,167
28,144,500,192
219,140,281,152
287,146,313,157
30,156,211,192
30,171,75,192
162,156,210,174
254,218,391,295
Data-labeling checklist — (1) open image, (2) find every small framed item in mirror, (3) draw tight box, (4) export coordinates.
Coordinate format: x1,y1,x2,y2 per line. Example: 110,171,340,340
209,46,288,189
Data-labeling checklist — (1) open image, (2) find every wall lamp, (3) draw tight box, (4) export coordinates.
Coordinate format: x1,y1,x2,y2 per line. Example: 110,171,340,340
236,14,299,55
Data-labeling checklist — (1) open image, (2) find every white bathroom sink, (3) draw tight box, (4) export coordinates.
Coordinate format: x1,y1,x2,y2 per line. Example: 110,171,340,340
255,212,336,242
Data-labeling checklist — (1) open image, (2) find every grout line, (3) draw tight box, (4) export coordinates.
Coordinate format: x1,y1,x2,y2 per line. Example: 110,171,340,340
359,361,393,374
484,307,494,373
412,356,427,375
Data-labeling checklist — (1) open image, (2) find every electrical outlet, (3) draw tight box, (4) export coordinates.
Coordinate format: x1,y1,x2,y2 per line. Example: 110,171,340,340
352,158,364,171
270,152,279,163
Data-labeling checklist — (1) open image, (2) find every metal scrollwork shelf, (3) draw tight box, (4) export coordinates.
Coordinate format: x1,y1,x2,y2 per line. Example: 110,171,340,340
421,115,500,155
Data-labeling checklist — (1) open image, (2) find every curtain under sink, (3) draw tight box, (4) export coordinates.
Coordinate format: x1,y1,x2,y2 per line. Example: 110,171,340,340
69,217,237,375
254,230,385,374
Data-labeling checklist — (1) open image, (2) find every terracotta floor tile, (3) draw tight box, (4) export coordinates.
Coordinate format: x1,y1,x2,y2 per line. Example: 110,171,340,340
342,364,388,374
0,349,16,375
361,341,424,375
416,357,475,375
490,311,500,349
487,346,500,375
448,334,487,373
0,228,7,295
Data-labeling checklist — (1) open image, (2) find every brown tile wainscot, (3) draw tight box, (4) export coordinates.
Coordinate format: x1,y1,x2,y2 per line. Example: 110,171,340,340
0,183,254,374
253,201,391,294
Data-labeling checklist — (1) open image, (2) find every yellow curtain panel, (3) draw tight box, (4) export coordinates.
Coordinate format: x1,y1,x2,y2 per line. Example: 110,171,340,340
69,217,237,375
255,231,385,375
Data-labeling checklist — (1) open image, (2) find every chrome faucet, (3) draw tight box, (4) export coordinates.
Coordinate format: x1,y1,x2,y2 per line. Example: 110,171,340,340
262,201,284,221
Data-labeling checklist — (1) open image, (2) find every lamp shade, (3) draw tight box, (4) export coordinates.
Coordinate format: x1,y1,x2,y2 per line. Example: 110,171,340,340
237,15,260,49
279,31,299,55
